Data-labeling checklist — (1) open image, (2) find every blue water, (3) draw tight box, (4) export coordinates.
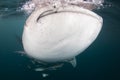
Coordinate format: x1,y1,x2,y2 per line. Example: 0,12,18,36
0,0,120,80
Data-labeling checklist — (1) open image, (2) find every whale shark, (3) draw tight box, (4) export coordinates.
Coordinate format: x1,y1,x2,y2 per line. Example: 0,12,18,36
22,4,103,69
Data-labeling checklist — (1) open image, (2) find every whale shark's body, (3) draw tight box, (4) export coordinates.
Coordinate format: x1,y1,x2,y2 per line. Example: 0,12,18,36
22,5,103,67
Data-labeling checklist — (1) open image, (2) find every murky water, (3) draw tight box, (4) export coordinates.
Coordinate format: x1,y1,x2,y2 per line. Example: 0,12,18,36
0,0,120,80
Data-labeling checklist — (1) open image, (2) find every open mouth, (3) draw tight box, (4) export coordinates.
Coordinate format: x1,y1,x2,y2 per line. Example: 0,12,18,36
35,5,102,23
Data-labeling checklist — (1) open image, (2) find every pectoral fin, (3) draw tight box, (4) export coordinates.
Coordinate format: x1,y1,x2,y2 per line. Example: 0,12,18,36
69,57,77,68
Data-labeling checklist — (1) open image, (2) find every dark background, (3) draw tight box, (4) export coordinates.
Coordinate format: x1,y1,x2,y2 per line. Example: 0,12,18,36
0,0,120,80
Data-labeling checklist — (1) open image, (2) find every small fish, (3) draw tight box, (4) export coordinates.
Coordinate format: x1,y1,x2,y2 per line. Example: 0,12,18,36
15,51,26,56
42,73,49,78
35,63,64,71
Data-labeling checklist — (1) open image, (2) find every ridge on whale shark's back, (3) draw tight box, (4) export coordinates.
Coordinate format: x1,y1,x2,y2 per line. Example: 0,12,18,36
22,5,103,67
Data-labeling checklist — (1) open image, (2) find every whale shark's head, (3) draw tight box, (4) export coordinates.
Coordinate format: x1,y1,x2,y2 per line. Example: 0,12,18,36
22,4,103,63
